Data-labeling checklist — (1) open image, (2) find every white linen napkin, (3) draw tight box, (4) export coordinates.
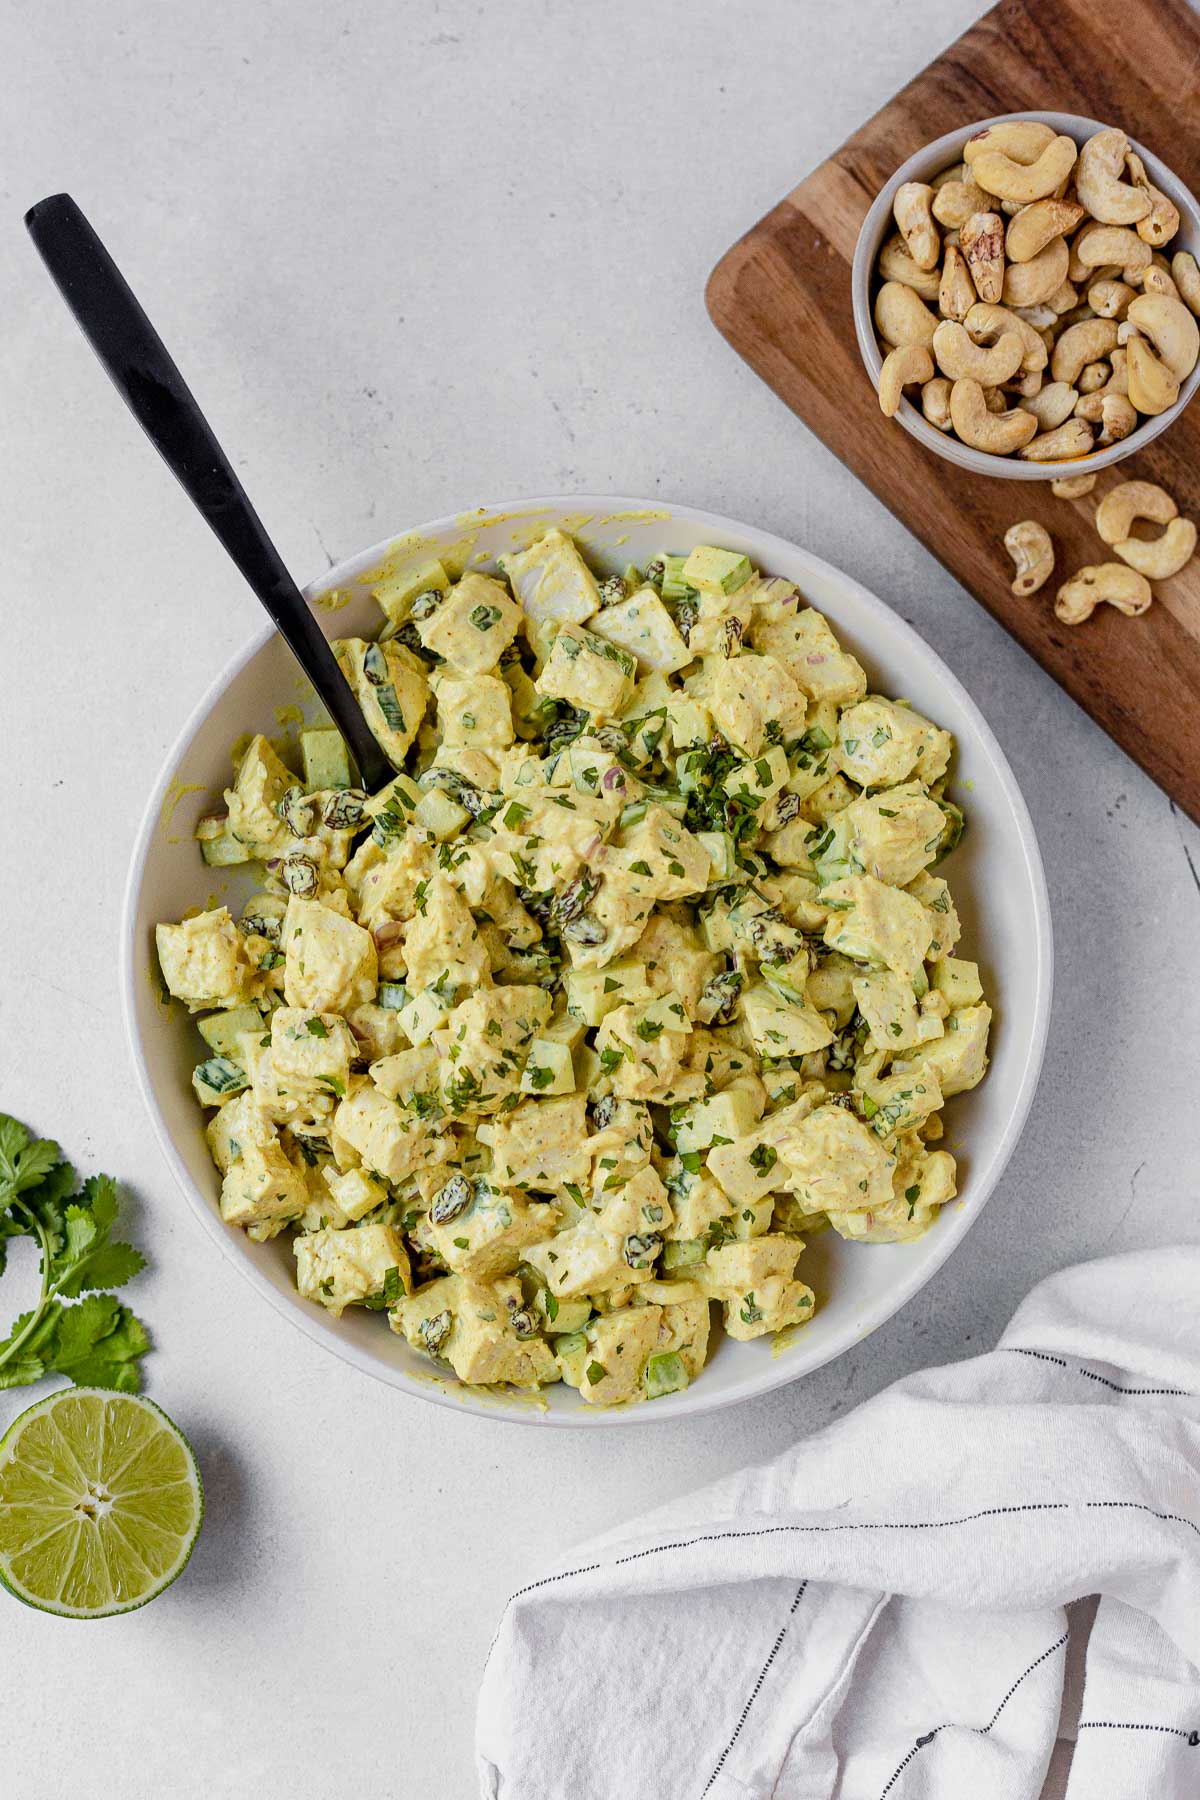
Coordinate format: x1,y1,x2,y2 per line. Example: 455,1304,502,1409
477,1248,1200,1799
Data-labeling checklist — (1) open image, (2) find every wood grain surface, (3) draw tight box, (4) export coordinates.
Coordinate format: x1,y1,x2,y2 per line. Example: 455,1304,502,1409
707,0,1200,821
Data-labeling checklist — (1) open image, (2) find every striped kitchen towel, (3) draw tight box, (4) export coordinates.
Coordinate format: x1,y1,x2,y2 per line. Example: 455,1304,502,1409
477,1247,1200,1799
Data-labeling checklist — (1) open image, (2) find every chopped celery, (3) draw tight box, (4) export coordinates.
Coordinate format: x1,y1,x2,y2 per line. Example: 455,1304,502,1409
662,1239,706,1271
192,1056,248,1106
195,816,252,867
659,554,695,604
301,728,351,792
198,1005,263,1057
644,1351,689,1399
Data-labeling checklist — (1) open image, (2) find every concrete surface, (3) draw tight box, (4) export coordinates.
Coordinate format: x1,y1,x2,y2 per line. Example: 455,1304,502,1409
2,1,1197,1795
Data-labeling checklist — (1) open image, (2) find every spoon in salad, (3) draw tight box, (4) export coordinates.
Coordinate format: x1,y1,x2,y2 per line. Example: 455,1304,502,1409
24,192,393,793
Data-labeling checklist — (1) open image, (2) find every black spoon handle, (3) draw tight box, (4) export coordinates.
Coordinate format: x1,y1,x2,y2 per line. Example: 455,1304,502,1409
24,192,392,794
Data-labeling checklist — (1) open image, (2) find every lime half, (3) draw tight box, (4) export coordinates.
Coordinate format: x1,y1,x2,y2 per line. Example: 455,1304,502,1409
0,1388,203,1618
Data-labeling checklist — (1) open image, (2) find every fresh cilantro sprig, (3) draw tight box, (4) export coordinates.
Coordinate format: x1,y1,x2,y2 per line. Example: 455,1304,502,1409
0,1114,149,1392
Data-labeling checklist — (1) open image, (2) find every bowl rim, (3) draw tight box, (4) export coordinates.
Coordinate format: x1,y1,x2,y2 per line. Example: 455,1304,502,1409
121,494,1053,1427
851,110,1200,480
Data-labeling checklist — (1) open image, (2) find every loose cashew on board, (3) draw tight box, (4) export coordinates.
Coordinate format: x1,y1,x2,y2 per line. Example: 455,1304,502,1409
1004,520,1055,594
1051,473,1096,498
872,118,1196,458
1055,563,1152,624
1112,518,1198,578
1095,479,1177,543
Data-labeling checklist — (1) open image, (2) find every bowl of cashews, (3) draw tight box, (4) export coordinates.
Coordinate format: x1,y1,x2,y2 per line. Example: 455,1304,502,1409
852,113,1200,478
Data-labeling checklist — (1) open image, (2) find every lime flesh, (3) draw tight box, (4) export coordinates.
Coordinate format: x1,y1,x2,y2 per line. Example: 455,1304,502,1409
0,1388,203,1617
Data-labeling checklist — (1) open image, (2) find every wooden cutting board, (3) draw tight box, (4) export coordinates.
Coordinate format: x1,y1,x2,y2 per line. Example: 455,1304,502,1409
707,0,1200,822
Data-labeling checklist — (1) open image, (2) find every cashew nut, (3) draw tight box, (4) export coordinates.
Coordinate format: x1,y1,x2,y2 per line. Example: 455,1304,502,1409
933,320,1024,385
1123,252,1169,290
932,177,995,230
1077,360,1111,394
1012,301,1059,329
921,376,954,432
893,182,941,272
1004,367,1044,399
960,211,1006,304
1047,280,1080,315
878,343,936,417
1142,263,1181,301
1004,520,1055,595
1125,293,1200,380
874,120,1194,461
1125,152,1180,248
1105,346,1129,395
1171,251,1200,317
1020,380,1079,431
1087,278,1136,319
1006,198,1085,262
878,233,943,301
1017,417,1095,462
1002,234,1070,307
970,137,1078,205
1126,335,1181,414
949,378,1038,453
1054,563,1152,624
1097,392,1138,446
964,301,1048,371
939,244,977,322
1051,473,1096,498
875,280,939,348
964,121,1057,167
1094,479,1176,544
1074,129,1153,226
1073,222,1153,275
1111,517,1197,579
1049,317,1119,385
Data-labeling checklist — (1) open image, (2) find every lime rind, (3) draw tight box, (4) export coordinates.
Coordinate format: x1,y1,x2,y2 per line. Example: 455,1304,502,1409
0,1389,203,1618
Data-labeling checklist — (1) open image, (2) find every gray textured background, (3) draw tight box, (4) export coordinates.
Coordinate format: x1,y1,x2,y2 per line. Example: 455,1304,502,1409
2,1,1197,1794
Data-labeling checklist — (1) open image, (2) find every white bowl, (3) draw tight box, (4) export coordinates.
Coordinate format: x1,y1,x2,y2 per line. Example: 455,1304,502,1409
122,497,1052,1427
851,111,1200,479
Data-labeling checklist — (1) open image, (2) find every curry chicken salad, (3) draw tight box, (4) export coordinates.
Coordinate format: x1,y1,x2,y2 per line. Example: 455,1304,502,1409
157,530,991,1406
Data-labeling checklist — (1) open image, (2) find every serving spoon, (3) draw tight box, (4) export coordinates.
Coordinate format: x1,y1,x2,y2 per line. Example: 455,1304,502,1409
25,192,393,793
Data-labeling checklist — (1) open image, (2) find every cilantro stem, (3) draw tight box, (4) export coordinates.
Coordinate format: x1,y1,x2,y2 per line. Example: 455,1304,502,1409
0,1197,54,1373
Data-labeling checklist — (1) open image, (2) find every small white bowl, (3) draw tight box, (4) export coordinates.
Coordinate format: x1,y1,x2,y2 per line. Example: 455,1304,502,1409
852,111,1200,480
122,497,1052,1426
